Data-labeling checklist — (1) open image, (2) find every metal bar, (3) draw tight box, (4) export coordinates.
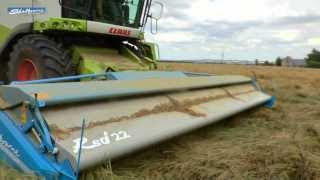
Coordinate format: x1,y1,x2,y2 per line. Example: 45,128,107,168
10,71,189,85
10,76,252,107
10,73,109,85
32,94,56,154
76,119,86,179
183,72,215,76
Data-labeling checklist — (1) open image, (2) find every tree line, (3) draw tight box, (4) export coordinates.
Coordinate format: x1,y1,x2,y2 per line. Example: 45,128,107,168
305,49,320,68
275,49,320,68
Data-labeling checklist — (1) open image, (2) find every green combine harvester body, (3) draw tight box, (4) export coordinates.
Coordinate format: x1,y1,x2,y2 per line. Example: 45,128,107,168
0,0,159,82
0,1,275,179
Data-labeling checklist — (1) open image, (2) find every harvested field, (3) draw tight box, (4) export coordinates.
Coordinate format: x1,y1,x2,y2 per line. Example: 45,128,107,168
2,63,320,180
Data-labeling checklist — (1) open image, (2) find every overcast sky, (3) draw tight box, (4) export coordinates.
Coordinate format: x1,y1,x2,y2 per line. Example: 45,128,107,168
145,0,320,61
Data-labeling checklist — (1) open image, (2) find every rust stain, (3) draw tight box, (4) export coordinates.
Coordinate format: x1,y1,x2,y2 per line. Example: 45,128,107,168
222,88,247,102
50,89,256,140
50,125,70,140
50,124,80,140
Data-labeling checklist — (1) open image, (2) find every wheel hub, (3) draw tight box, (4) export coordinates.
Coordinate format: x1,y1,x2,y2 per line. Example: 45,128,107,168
17,59,39,81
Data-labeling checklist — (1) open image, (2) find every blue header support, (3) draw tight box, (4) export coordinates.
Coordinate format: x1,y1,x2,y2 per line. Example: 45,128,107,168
76,119,86,179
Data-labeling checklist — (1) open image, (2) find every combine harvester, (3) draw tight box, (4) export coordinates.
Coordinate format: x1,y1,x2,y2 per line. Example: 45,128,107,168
0,0,275,179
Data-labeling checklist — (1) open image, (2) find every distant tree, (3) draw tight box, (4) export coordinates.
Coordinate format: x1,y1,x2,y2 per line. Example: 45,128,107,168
306,49,320,68
255,59,259,65
275,57,282,66
264,60,270,66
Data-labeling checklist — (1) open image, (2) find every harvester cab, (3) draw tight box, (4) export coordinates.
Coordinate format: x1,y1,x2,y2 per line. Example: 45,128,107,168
61,0,150,28
0,1,275,179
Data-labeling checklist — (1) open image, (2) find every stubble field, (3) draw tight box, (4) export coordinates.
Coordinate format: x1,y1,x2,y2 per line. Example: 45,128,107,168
2,63,320,180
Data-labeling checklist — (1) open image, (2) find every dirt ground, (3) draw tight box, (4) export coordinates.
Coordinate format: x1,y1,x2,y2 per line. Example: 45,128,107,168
2,63,320,180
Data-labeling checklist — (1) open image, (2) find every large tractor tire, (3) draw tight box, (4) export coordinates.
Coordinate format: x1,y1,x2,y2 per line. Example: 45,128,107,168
7,34,76,82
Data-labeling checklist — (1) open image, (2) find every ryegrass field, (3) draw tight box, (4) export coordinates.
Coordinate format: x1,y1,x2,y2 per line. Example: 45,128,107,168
2,63,320,179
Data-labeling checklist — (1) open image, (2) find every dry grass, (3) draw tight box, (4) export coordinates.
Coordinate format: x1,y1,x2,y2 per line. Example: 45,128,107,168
2,63,320,180
0,162,38,179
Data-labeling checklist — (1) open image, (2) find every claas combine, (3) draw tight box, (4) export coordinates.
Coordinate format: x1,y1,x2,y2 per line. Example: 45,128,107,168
0,0,275,179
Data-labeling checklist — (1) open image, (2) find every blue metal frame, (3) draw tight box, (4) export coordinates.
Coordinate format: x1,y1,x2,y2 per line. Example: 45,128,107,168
0,111,76,179
76,119,86,179
10,71,190,85
31,96,56,153
251,79,276,108
10,73,109,85
265,96,276,108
